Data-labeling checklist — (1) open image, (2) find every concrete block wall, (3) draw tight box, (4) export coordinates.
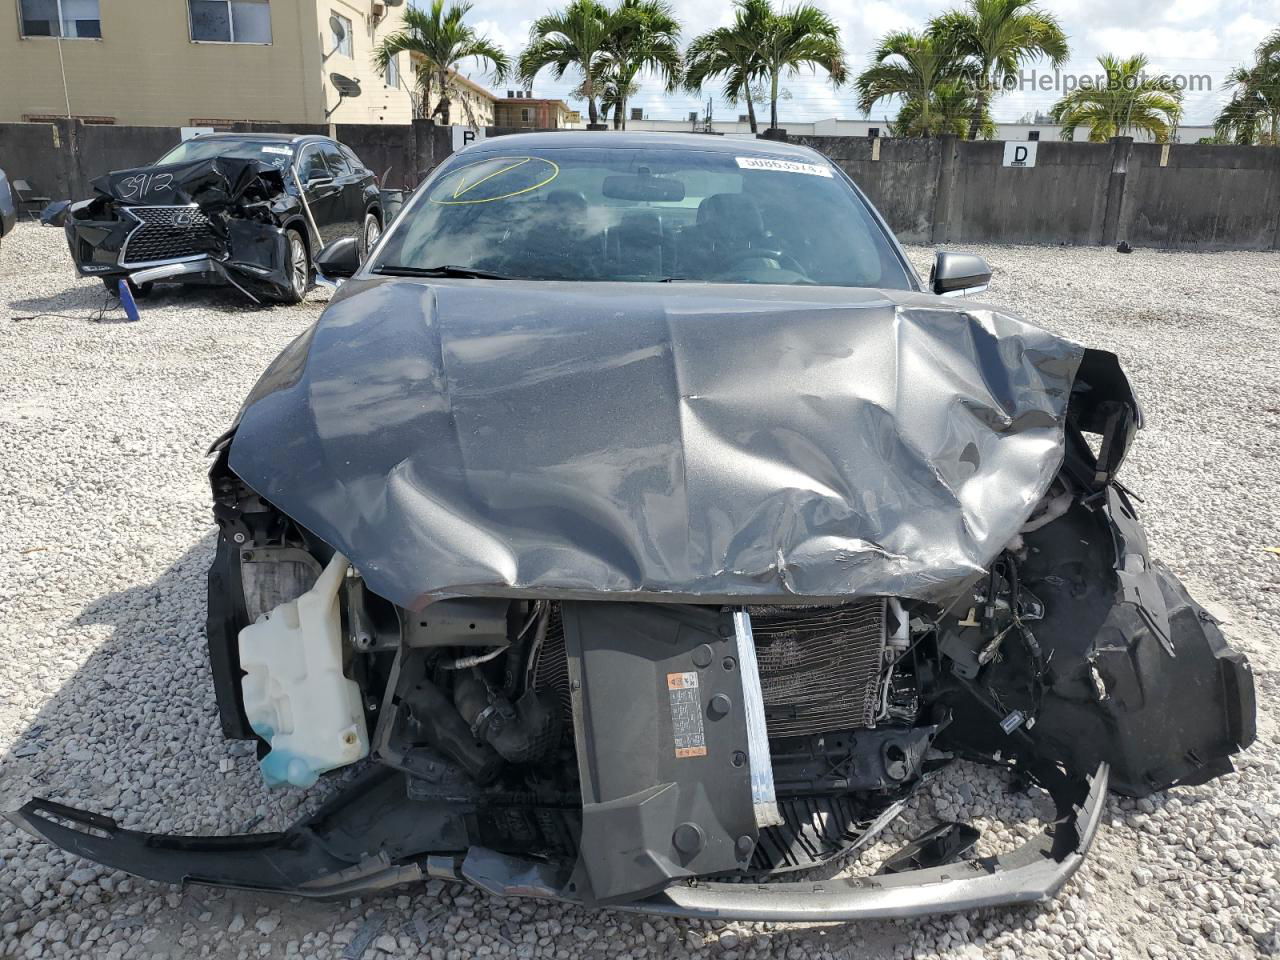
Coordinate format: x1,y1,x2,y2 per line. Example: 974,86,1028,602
3,120,1279,250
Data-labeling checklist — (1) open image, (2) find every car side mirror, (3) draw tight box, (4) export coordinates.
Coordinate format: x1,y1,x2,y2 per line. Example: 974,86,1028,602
931,251,992,297
316,237,361,282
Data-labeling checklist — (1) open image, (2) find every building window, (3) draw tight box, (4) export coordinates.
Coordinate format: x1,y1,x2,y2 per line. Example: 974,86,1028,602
868,127,880,139
520,107,531,123
1027,130,1041,141
19,0,101,38
385,52,400,88
188,0,272,44
330,11,352,57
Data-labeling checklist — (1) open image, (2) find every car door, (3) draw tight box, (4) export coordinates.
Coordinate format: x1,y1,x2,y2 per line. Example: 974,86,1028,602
317,142,364,242
296,143,344,246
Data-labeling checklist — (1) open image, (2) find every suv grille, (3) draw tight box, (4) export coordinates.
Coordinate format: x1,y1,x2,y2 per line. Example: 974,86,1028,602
120,206,214,267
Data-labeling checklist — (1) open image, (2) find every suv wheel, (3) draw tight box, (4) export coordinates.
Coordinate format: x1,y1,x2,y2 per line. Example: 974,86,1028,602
278,228,310,304
361,212,382,261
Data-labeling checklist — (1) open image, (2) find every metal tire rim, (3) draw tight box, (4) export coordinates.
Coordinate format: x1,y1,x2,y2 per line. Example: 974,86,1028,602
364,215,381,258
290,233,308,296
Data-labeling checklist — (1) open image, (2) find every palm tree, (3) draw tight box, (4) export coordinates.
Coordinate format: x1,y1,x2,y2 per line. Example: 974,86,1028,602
929,0,1068,140
1049,54,1183,142
601,0,683,129
373,0,510,126
597,68,641,128
855,30,976,137
756,3,847,132
889,80,995,138
1215,28,1280,145
519,0,613,127
684,0,770,133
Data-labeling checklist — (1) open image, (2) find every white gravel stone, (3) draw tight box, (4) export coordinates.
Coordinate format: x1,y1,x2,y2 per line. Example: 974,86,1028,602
2,223,1278,959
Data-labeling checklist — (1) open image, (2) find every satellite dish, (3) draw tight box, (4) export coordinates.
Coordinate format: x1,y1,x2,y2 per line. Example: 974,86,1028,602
331,73,362,98
328,15,346,40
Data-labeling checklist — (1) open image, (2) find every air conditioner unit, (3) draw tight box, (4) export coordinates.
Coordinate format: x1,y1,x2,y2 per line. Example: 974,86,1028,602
371,1,385,15
383,0,404,5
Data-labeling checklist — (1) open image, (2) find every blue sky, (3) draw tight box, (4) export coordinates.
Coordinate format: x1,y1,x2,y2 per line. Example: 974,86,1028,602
447,0,1277,126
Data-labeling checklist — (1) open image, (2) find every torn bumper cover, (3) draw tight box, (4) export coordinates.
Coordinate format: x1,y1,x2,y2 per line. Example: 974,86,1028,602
52,156,302,301
7,762,1108,917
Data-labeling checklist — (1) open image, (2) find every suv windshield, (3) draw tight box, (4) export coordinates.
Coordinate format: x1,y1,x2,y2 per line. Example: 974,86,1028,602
373,146,914,289
157,138,295,168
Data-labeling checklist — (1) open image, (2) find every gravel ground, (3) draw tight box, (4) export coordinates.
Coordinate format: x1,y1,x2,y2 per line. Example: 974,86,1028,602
1,220,1277,960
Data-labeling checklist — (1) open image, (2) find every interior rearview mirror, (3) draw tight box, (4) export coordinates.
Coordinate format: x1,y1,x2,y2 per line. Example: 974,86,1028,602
316,236,361,282
602,173,684,203
931,251,992,297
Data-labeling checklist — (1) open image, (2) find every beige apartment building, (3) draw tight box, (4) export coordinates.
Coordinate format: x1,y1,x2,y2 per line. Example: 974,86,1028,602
0,0,418,126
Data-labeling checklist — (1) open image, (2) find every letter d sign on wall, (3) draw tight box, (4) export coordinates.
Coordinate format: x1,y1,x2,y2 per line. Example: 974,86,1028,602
1003,141,1038,168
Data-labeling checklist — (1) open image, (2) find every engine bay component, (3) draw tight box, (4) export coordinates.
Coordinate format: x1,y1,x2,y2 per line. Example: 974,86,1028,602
238,552,369,787
561,602,758,904
750,600,887,737
731,610,783,829
880,822,982,875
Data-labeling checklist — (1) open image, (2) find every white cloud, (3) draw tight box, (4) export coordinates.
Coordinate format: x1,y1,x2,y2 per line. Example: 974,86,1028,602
1087,26,1222,60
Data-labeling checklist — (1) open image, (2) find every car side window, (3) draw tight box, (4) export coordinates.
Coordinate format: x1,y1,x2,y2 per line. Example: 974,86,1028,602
320,143,352,177
338,144,365,174
298,147,330,183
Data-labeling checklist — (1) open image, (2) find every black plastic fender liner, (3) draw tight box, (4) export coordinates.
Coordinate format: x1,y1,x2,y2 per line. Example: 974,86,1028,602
1012,485,1256,796
462,762,1110,921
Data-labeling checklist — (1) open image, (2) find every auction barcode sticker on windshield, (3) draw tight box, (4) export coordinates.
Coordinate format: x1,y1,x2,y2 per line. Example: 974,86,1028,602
735,156,833,177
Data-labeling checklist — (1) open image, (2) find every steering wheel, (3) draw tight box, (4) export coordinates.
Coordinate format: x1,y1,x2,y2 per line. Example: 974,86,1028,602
723,249,809,277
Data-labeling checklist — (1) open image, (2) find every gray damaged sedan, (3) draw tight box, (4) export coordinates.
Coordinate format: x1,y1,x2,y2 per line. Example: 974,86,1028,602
11,133,1255,920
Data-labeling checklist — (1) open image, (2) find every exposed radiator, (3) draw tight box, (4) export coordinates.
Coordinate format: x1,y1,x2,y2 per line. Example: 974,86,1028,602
531,600,888,740
530,605,572,723
748,599,887,738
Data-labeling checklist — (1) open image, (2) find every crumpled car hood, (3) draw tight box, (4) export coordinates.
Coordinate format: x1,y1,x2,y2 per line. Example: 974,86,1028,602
228,279,1085,609
91,156,289,210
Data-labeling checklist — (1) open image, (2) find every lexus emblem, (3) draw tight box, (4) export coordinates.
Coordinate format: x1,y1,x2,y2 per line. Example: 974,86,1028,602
173,211,194,227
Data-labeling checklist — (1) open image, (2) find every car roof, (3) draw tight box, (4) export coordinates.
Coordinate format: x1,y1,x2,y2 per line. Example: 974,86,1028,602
186,133,326,146
459,130,828,161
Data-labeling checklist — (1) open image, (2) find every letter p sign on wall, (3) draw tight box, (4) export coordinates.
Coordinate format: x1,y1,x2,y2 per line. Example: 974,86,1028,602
1003,141,1038,167
451,126,486,151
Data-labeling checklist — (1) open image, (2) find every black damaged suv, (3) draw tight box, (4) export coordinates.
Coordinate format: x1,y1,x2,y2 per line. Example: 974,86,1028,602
53,133,381,304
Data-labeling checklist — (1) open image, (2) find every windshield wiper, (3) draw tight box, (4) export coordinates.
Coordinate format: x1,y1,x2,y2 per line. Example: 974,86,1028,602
372,264,516,280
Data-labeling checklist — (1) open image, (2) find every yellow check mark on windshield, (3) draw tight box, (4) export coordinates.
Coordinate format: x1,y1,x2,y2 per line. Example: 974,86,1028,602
452,158,532,199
